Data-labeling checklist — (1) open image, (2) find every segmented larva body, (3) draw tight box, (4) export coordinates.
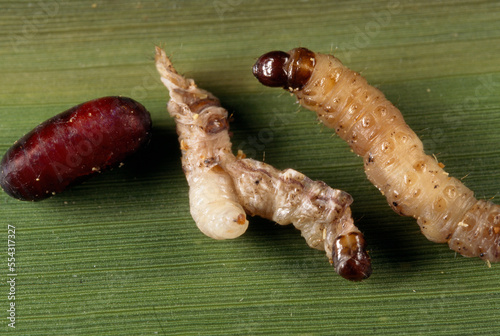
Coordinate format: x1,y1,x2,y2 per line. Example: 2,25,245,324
253,47,500,261
225,158,361,270
155,47,371,280
155,48,248,240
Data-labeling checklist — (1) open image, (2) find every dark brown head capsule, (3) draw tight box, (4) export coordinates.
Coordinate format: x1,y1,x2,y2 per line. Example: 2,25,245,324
252,47,316,90
252,51,290,87
0,96,152,201
333,232,372,281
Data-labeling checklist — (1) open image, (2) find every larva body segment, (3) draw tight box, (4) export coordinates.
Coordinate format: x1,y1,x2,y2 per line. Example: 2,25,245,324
0,97,152,201
155,47,371,281
225,158,370,279
253,48,500,261
155,47,248,240
188,167,248,240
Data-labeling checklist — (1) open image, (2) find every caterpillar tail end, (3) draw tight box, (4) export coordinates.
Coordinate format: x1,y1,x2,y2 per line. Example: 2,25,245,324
332,232,372,281
155,46,193,91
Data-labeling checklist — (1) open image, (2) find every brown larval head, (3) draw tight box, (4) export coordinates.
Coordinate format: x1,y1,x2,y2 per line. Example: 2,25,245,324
253,47,316,91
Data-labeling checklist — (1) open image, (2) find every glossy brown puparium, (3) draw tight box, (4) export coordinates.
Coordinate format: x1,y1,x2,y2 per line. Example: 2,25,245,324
0,97,152,201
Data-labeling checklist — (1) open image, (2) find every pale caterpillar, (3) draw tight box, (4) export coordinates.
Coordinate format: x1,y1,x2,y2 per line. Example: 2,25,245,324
155,47,371,281
253,47,500,262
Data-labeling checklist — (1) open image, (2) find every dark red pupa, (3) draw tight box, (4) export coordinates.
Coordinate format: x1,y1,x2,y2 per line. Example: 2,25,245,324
0,96,152,201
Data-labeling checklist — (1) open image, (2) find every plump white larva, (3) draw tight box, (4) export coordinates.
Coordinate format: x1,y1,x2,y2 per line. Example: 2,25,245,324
188,167,248,240
253,47,500,262
155,47,371,281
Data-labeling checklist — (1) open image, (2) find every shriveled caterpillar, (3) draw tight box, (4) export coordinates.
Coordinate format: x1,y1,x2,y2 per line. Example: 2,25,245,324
155,46,371,281
253,47,500,262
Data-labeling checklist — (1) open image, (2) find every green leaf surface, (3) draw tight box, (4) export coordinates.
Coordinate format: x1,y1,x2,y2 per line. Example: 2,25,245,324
1,1,500,335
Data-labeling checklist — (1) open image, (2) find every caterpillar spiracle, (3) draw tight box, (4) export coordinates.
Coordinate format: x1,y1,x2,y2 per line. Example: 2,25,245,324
155,47,371,281
253,47,500,262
